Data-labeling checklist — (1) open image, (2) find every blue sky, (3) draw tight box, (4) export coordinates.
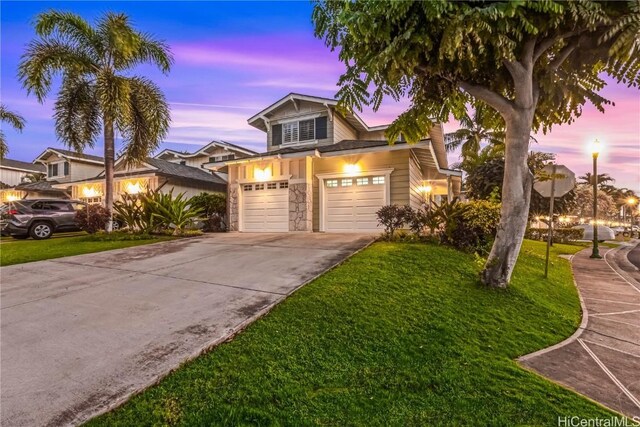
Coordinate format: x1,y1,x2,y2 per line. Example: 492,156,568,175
1,1,639,190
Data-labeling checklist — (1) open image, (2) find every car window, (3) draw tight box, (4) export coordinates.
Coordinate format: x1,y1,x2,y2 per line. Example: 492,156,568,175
30,201,45,210
45,202,72,212
70,202,86,211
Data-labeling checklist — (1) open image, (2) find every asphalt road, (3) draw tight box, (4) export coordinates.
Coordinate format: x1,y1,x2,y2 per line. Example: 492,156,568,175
627,242,640,269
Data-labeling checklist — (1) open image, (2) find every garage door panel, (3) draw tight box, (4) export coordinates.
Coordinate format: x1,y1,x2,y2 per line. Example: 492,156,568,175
242,184,289,232
324,175,386,232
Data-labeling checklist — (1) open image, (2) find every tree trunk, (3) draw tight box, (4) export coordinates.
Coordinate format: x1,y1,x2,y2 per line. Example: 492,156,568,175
481,109,534,288
104,114,115,233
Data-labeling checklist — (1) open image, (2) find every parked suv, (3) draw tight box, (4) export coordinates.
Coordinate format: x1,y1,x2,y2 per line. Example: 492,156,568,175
1,199,86,240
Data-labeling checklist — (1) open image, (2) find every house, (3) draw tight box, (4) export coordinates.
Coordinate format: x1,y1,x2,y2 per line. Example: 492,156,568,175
220,93,462,233
0,159,46,187
58,157,227,204
0,148,104,202
155,140,257,168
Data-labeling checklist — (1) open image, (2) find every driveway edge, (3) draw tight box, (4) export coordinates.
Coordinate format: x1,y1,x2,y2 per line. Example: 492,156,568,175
79,236,376,425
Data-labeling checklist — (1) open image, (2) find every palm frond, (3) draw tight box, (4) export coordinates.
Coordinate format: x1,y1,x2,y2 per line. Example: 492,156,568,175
118,77,170,166
18,39,97,102
53,76,101,152
0,131,7,159
126,33,173,74
0,105,26,131
34,10,102,60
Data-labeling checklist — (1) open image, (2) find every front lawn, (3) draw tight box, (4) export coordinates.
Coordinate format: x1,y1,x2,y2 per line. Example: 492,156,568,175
0,233,175,266
89,240,614,426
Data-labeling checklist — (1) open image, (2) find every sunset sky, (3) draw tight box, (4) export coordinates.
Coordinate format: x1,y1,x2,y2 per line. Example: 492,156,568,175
2,1,638,191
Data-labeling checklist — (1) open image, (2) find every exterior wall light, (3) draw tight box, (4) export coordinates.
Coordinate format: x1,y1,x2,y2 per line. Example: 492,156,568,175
344,163,360,175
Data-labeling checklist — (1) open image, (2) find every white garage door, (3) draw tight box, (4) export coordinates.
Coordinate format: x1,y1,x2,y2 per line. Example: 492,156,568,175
242,181,289,232
324,175,386,232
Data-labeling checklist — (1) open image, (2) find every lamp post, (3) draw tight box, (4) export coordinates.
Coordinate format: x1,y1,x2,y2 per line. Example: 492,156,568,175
590,139,601,259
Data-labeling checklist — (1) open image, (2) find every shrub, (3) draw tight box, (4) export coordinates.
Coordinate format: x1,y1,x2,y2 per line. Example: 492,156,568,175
189,192,227,232
141,190,203,235
440,200,501,255
113,194,146,232
405,205,442,236
376,205,410,238
75,204,111,234
525,227,584,243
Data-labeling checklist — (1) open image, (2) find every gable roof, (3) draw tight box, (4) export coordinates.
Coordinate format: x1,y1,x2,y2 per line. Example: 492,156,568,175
143,158,227,185
34,147,104,165
247,93,390,134
0,158,46,173
15,180,67,193
155,140,257,160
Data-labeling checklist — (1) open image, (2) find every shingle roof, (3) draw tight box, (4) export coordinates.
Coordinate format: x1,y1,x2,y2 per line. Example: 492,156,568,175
240,139,419,160
143,158,227,185
15,180,65,193
0,159,46,173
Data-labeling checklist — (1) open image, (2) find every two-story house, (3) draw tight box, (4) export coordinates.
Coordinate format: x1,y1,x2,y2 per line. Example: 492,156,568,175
0,159,46,203
221,93,462,233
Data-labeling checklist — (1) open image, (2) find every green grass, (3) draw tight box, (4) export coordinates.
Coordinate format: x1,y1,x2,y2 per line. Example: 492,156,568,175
0,233,175,266
88,240,614,426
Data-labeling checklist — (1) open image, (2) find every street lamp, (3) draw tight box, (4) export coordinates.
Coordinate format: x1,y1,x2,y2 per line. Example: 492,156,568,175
590,139,601,259
627,197,637,226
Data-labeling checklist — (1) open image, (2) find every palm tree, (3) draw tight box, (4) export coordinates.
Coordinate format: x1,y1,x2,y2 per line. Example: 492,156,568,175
23,172,46,183
578,172,615,186
0,104,26,159
445,106,505,166
18,11,172,230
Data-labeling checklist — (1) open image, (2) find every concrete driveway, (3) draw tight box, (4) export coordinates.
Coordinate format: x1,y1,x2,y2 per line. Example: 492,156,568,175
0,233,374,426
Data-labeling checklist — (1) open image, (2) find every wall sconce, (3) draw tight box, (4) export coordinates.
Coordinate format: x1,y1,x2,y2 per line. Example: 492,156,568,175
343,163,360,175
81,185,102,198
254,167,271,182
125,181,143,195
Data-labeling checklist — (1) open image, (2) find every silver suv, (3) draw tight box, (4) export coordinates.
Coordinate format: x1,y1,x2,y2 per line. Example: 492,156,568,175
1,199,86,240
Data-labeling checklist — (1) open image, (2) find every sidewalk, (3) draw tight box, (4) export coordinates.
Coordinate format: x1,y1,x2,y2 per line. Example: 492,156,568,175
520,244,640,419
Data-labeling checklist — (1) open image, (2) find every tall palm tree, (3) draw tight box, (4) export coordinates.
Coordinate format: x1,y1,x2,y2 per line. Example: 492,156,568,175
0,104,26,159
18,11,172,230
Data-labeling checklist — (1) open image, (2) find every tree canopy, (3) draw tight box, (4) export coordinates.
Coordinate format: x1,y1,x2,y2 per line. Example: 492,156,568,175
314,1,639,141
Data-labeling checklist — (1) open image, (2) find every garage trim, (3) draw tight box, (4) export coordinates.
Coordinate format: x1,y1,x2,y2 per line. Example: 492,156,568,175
237,176,291,232
317,168,393,232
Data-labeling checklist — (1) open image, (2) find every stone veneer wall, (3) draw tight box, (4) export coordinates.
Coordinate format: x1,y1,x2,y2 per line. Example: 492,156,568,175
228,186,239,231
289,183,312,231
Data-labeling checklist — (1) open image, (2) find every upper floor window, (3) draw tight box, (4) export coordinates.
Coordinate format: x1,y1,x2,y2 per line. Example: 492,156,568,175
272,116,327,147
209,154,235,163
47,161,69,178
283,119,314,144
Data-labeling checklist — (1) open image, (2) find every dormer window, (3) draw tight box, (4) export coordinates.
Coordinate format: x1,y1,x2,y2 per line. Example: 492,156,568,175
273,116,327,146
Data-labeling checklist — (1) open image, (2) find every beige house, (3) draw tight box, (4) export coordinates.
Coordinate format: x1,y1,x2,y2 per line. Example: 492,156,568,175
0,148,104,202
58,157,227,204
220,93,462,233
0,159,46,187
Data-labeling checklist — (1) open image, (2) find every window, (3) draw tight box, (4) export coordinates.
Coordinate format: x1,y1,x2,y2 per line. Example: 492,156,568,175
63,161,69,175
341,179,353,187
283,122,299,144
282,119,314,144
47,161,69,177
255,183,264,190
267,182,277,189
279,182,288,189
356,177,369,186
299,119,314,141
372,176,385,185
48,201,72,211
209,154,235,163
243,184,253,191
326,179,338,188
48,163,58,177
80,197,102,205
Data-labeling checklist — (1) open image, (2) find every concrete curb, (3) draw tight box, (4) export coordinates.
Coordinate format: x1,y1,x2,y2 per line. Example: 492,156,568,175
518,249,590,362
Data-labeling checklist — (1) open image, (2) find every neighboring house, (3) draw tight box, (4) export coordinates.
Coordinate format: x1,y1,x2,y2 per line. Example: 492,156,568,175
155,140,257,168
0,148,104,202
220,93,462,233
0,159,46,187
57,157,227,204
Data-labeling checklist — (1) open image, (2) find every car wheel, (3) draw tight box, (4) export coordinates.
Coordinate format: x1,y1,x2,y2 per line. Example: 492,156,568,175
111,220,121,231
29,222,53,240
11,235,29,240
